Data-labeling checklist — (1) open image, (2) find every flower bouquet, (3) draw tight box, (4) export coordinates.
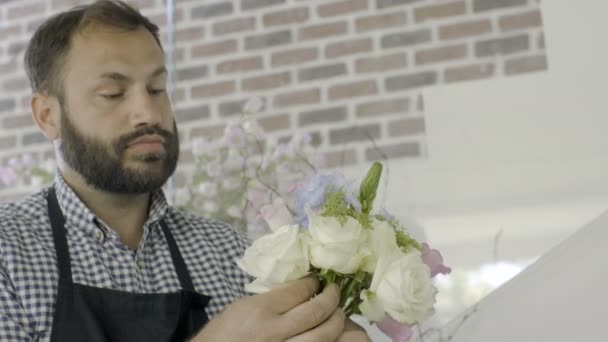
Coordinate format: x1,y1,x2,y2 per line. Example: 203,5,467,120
237,161,451,341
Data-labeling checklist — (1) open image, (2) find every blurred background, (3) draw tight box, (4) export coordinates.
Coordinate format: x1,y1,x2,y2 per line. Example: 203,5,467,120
2,0,607,339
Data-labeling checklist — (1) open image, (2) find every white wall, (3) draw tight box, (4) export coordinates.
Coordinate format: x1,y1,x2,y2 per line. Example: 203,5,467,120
345,0,608,339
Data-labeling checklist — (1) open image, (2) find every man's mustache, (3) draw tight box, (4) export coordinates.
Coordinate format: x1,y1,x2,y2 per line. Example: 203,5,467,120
114,125,175,153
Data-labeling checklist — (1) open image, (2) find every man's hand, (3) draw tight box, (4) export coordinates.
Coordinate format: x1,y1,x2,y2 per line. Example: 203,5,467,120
193,277,369,342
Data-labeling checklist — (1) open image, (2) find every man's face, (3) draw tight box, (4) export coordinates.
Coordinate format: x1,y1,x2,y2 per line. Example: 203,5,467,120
57,24,179,194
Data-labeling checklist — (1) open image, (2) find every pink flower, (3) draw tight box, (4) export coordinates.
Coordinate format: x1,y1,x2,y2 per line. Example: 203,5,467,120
377,315,415,342
421,243,451,278
259,198,294,232
243,96,265,114
0,167,17,186
21,154,35,167
224,124,247,147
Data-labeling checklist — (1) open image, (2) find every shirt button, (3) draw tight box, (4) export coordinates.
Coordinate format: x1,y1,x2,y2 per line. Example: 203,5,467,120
95,230,104,242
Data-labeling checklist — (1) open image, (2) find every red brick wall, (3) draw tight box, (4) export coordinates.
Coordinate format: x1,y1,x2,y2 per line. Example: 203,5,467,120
0,0,546,196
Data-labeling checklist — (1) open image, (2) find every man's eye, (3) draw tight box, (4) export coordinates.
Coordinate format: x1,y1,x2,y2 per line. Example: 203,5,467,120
101,93,123,100
150,89,166,95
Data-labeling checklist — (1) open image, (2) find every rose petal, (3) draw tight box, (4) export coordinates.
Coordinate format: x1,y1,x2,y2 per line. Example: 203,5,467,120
377,315,415,342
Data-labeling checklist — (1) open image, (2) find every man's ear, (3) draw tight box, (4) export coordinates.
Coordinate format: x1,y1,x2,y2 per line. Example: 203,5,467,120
31,92,60,141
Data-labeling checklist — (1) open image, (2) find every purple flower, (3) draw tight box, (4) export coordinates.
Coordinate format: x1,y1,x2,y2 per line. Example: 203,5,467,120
0,167,17,186
421,243,451,278
377,315,415,342
294,174,339,227
224,124,247,147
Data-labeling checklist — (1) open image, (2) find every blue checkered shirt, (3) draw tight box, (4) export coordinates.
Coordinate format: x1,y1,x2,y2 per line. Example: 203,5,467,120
0,175,251,341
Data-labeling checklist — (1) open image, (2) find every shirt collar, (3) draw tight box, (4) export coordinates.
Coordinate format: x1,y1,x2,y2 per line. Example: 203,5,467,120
52,172,170,234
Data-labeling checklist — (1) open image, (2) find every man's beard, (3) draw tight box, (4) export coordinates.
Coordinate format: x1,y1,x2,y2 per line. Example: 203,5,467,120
58,108,180,194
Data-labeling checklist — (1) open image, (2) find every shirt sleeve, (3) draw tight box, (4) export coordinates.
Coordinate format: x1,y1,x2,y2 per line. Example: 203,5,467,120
0,258,36,341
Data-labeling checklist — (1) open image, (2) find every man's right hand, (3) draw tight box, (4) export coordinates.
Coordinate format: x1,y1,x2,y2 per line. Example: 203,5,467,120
192,277,346,342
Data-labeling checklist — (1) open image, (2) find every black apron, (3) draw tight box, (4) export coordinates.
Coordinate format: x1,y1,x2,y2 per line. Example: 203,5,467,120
47,187,210,341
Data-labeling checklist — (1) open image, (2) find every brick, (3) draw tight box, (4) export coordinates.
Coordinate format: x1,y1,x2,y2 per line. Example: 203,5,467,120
323,149,358,168
445,62,495,83
178,149,194,165
245,30,292,50
504,55,547,75
217,56,264,74
258,114,291,132
355,12,407,33
416,93,424,111
414,1,466,23
213,17,256,36
0,135,17,150
298,22,348,41
175,105,210,123
242,72,291,91
0,61,17,75
172,88,186,103
2,114,33,129
376,0,422,9
0,98,16,113
27,19,45,34
329,80,378,101
329,124,381,144
355,53,407,74
439,19,492,40
191,39,237,58
191,2,233,19
538,32,545,49
264,7,309,27
271,47,318,66
381,29,432,49
219,99,248,117
356,97,410,118
50,0,79,10
499,10,543,32
241,0,285,10
191,124,226,140
415,44,467,65
473,0,527,13
386,71,437,92
8,42,27,57
3,77,29,92
388,117,425,137
274,88,321,108
0,25,21,40
22,131,47,146
176,65,208,82
298,63,347,82
191,81,236,99
175,26,205,41
365,141,420,160
318,0,368,18
475,34,529,57
299,106,348,126
326,38,373,59
7,2,45,19
278,131,322,147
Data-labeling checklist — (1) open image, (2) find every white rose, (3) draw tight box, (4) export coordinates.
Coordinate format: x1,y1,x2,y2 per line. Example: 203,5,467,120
306,210,368,274
237,225,309,293
359,289,385,322
361,219,401,273
371,250,437,324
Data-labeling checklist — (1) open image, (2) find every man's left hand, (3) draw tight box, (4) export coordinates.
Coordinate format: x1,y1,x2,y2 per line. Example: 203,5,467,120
337,318,371,342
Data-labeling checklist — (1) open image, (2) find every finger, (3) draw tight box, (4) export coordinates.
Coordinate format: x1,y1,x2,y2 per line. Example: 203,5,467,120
255,276,319,313
285,308,345,342
337,319,371,342
279,284,340,337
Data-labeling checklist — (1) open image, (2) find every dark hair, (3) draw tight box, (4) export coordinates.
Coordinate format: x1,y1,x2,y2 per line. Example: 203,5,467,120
24,0,162,96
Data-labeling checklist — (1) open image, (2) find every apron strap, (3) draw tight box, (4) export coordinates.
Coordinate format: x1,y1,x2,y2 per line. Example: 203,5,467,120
160,220,195,292
47,186,195,292
47,186,73,285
